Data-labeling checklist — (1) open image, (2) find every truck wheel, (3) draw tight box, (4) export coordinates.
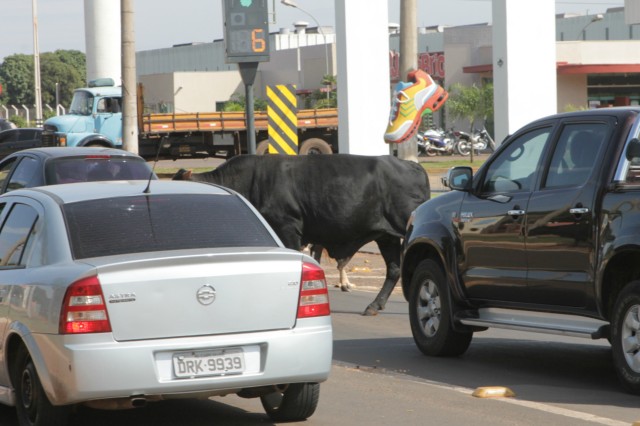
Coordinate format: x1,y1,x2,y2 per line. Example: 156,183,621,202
409,260,472,357
260,383,320,421
256,140,271,155
299,138,333,155
611,281,640,394
13,345,70,426
85,142,106,148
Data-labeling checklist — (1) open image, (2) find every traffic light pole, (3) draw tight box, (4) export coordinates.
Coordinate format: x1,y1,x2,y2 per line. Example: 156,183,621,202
239,62,259,155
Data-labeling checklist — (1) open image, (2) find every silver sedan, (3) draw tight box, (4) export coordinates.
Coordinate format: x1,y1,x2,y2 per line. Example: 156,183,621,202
0,180,332,425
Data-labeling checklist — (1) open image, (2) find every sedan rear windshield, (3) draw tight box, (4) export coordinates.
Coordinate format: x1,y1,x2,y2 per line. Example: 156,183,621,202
46,157,154,183
63,194,278,259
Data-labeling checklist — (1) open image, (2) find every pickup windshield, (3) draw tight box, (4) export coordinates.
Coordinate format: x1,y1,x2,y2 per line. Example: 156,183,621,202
68,91,94,115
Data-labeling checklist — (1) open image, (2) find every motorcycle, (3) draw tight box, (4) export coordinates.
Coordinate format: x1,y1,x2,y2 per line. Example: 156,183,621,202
455,127,496,156
417,128,457,156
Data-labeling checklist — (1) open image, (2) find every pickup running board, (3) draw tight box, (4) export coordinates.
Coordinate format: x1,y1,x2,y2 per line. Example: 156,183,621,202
455,308,610,340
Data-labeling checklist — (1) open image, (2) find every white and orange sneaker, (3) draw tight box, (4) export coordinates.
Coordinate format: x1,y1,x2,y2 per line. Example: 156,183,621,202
384,69,448,144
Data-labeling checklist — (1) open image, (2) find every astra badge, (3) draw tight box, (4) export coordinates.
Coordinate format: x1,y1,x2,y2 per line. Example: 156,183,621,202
196,285,216,305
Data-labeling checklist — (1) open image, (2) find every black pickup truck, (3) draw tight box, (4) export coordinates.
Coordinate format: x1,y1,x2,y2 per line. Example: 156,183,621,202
401,107,640,394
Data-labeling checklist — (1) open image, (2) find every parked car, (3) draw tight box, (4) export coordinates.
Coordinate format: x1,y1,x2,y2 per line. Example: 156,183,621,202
0,128,51,159
0,180,332,425
0,118,16,131
0,147,155,194
402,107,640,394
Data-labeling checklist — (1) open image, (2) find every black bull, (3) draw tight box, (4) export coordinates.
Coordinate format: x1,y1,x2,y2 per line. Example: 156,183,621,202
173,154,430,316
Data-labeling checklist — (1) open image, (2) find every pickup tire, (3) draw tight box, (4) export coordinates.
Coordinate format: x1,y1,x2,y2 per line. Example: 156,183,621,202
611,281,640,394
13,345,70,426
409,260,472,357
260,383,320,421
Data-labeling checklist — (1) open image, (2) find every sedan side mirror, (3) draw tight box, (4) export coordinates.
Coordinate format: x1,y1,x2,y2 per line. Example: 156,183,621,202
443,166,472,191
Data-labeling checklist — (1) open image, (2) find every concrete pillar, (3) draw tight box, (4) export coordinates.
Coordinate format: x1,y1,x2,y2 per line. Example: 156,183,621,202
335,0,390,155
492,0,556,143
84,0,121,84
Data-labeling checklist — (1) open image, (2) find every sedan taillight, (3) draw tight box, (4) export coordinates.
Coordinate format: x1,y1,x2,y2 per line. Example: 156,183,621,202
59,276,112,334
297,262,330,318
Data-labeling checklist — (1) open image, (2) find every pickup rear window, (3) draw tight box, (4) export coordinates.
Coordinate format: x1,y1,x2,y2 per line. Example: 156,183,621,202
63,194,278,259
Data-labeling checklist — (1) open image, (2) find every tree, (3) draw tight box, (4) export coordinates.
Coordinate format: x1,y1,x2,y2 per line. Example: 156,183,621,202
446,82,494,131
40,51,85,107
0,50,85,108
0,54,33,106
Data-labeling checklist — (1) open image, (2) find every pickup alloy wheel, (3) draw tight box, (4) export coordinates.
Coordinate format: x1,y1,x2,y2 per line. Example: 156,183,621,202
612,281,640,394
408,260,472,357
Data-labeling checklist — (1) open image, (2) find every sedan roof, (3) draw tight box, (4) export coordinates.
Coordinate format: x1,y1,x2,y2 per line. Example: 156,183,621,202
9,147,142,159
6,180,231,205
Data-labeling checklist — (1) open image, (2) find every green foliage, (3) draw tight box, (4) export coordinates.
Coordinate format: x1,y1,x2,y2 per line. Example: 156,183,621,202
563,103,588,112
0,50,85,108
9,115,27,128
0,54,33,105
446,82,494,130
221,93,267,112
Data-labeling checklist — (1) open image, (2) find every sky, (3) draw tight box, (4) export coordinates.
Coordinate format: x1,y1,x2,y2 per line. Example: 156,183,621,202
1,0,625,63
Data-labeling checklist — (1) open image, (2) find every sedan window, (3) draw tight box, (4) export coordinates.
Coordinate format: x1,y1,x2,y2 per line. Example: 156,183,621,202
0,203,37,268
64,194,278,259
6,157,42,192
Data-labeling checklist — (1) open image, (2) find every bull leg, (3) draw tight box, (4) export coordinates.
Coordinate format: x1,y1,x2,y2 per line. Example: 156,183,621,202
336,256,354,292
363,237,401,316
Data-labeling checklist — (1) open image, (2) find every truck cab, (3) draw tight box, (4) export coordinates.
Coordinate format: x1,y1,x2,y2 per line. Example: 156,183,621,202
42,78,122,149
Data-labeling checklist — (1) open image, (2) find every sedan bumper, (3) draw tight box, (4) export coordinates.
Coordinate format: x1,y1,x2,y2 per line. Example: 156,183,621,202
32,317,332,405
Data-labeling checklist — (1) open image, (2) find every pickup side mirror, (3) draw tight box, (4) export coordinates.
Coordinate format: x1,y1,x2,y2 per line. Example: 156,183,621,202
626,138,640,161
443,166,473,191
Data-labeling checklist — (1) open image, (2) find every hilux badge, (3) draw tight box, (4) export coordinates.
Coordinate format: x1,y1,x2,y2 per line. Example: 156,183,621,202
196,285,216,305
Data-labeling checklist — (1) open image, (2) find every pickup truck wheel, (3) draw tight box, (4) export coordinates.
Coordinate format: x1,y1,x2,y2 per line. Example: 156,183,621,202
13,345,70,426
409,260,472,357
260,383,320,421
611,281,640,394
299,138,333,155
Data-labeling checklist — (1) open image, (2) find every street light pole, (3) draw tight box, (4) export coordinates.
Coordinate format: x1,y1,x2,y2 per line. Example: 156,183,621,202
281,0,330,83
31,0,43,127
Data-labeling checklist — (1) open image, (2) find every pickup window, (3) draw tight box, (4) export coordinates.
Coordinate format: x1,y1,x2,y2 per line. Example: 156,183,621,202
545,123,606,188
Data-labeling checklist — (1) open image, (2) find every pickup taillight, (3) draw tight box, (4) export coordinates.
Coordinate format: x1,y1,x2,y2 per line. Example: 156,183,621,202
297,262,330,318
59,276,112,334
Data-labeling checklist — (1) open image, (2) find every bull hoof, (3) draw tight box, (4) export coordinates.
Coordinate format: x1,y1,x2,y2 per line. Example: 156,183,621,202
340,284,351,292
362,305,379,316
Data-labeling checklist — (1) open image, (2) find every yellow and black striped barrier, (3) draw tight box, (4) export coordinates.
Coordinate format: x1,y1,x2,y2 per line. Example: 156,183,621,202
267,84,298,154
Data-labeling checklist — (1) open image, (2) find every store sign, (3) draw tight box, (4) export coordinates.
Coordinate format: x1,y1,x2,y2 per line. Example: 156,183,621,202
390,51,445,81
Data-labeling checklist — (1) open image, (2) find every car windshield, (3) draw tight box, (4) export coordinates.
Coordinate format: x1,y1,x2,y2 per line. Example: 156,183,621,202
63,194,278,259
68,91,94,115
46,157,155,184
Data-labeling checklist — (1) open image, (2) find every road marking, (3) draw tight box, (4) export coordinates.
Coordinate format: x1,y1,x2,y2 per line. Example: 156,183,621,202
335,361,629,426
420,380,629,426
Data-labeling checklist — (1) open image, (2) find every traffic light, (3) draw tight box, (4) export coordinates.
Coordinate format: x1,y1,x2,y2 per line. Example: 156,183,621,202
223,0,270,63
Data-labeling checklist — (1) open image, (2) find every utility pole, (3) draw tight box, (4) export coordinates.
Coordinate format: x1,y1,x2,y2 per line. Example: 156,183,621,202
32,0,43,127
397,0,418,161
121,0,138,153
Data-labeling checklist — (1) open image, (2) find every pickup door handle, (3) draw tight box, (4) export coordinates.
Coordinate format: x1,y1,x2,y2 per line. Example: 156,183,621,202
569,207,590,215
507,209,526,216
